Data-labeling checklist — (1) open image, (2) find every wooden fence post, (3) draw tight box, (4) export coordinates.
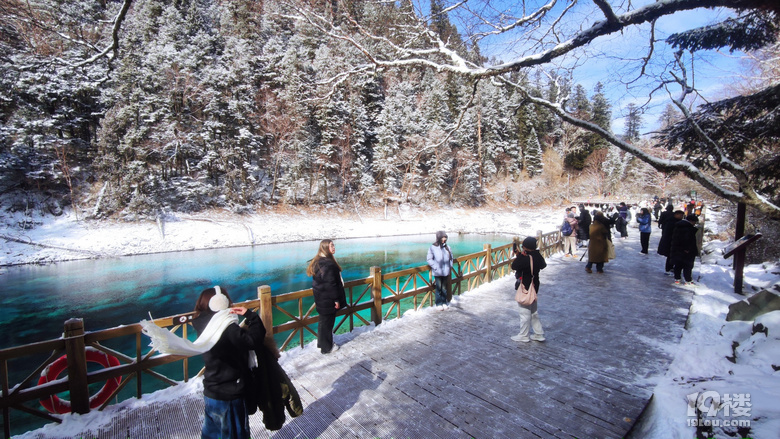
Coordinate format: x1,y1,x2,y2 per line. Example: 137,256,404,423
370,266,383,326
182,321,189,382
536,230,544,257
136,331,142,397
483,244,492,283
63,318,89,414
257,285,281,357
258,285,274,340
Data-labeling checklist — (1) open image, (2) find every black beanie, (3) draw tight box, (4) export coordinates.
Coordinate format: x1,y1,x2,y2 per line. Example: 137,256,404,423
522,236,537,250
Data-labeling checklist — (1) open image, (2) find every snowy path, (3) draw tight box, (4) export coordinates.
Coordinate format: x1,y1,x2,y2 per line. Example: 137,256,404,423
21,230,694,438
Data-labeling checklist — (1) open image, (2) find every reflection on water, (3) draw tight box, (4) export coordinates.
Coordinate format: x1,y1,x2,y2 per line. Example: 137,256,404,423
1,234,511,349
1,233,512,436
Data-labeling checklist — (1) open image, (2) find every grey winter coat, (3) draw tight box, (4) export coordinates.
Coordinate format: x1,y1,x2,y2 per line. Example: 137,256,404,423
427,244,453,277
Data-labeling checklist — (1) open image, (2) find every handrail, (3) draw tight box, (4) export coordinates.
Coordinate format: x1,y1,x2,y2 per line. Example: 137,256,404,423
0,232,561,438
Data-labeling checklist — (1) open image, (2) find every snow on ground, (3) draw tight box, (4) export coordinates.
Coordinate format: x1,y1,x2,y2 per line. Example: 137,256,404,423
5,204,780,438
1,204,560,266
630,210,780,439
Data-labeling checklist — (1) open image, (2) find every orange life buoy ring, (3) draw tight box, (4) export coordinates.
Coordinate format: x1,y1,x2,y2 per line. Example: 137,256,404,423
38,347,122,414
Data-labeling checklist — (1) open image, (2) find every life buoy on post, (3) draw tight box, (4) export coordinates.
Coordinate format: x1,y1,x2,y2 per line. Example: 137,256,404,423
38,347,122,414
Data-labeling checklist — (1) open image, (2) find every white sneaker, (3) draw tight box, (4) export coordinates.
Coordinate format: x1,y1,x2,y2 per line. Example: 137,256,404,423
530,334,546,342
511,334,530,342
326,344,339,354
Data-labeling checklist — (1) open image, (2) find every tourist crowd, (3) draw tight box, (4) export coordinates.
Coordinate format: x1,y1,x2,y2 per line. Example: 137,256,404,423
556,197,703,286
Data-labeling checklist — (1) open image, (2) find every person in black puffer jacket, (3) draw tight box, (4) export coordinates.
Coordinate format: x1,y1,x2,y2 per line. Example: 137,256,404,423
191,286,265,439
577,204,592,245
670,214,701,285
307,239,348,354
657,203,674,229
657,209,684,275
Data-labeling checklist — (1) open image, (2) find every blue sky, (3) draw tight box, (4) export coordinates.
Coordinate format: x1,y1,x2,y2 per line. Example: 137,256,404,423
420,0,748,135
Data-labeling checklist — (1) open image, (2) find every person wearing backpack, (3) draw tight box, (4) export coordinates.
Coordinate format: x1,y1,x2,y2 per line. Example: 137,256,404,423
561,212,578,258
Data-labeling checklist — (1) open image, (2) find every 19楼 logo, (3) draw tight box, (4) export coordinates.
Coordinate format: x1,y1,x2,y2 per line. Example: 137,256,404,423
686,391,752,428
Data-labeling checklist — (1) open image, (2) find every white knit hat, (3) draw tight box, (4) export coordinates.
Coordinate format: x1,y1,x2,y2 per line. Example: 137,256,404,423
208,286,230,311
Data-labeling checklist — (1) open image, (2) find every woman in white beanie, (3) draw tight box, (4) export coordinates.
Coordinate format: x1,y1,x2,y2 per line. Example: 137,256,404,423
191,286,265,439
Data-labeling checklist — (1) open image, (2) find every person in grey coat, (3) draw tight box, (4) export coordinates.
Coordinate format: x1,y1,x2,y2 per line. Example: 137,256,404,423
427,231,454,306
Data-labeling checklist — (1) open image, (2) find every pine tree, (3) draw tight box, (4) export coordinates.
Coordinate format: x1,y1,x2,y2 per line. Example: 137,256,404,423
477,80,514,180
0,0,110,214
602,145,626,193
373,80,421,196
525,127,543,177
657,103,681,130
590,83,612,139
565,82,612,170
624,103,643,142
568,84,591,118
418,71,454,200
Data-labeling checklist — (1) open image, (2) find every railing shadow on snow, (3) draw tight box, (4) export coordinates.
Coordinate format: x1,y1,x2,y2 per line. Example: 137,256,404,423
0,230,562,438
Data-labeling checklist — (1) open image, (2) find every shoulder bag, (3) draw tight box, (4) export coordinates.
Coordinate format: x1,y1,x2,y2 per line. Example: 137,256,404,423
515,255,537,306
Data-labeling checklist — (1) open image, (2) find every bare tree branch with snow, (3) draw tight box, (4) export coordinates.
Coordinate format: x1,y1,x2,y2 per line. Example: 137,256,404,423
286,0,780,218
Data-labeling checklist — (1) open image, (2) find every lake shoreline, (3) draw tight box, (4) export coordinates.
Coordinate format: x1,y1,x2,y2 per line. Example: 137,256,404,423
1,204,561,267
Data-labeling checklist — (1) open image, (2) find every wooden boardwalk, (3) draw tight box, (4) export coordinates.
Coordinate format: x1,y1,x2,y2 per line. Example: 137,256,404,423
21,232,693,438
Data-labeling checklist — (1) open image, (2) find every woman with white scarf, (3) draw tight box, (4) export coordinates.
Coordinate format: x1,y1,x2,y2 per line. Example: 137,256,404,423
141,286,264,439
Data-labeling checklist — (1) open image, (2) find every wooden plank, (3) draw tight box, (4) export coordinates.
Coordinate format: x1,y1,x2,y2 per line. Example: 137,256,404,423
16,233,693,439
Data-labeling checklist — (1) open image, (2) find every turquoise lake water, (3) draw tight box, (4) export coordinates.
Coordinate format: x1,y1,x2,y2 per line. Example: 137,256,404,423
0,233,512,350
1,233,513,435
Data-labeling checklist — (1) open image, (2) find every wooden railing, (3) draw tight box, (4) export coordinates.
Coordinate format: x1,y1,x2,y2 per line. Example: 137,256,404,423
259,241,525,351
0,231,561,438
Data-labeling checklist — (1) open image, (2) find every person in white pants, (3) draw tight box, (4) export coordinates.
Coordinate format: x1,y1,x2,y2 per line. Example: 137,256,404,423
562,213,579,257
510,236,547,342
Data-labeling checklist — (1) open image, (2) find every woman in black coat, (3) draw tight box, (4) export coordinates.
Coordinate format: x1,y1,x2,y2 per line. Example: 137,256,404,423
191,286,265,439
657,210,684,274
307,239,348,354
510,237,548,343
670,215,701,284
577,204,592,242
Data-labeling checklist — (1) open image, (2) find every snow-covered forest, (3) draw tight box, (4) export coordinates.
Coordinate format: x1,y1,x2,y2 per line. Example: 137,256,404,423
0,1,778,223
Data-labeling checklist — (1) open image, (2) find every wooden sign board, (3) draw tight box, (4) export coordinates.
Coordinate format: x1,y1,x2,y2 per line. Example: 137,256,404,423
722,233,762,259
